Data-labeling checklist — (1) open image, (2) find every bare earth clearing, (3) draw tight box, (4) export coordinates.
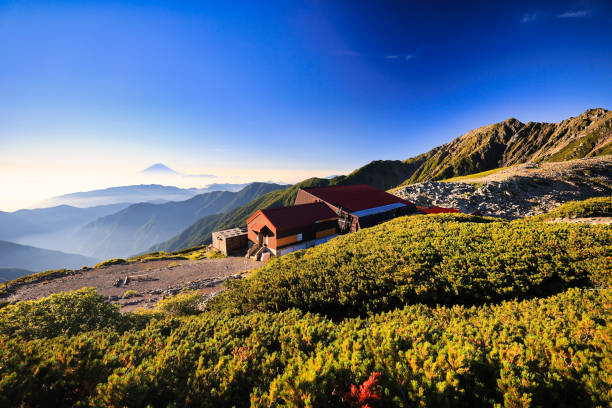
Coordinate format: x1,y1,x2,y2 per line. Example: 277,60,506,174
2,257,262,312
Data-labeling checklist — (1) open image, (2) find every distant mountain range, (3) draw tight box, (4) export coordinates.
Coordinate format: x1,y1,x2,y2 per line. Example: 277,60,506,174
0,268,33,282
76,182,286,259
152,108,611,252
141,162,216,178
0,203,130,242
0,241,99,275
34,183,250,208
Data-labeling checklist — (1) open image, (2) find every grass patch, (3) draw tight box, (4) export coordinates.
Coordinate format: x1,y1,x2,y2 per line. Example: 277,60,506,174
94,258,127,268
440,165,509,182
533,196,612,220
122,290,140,299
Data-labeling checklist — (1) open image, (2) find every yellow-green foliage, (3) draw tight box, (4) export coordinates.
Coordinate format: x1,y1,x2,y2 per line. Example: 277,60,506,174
1,214,610,407
441,165,509,182
209,214,611,318
0,269,70,296
94,258,126,268
206,248,226,259
127,245,209,263
156,289,204,316
0,288,609,407
122,290,139,299
0,288,123,340
534,196,612,220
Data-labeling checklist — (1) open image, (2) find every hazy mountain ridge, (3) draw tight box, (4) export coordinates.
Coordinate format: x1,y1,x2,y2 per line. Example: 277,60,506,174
0,203,130,245
34,183,250,208
0,268,33,283
77,182,286,259
0,241,99,275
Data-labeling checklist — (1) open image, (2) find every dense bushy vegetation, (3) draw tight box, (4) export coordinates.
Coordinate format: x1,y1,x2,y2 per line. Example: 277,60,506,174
0,288,609,407
1,213,610,407
209,214,611,318
535,196,612,220
0,288,124,340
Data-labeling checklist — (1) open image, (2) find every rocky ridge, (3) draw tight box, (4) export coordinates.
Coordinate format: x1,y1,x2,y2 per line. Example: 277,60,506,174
393,156,611,218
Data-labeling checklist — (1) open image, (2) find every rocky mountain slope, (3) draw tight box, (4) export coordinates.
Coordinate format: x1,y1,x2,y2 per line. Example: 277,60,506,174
393,156,611,218
335,108,611,190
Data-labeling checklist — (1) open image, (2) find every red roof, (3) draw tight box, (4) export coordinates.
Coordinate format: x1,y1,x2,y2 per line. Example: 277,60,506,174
417,205,460,214
302,184,416,213
249,202,338,231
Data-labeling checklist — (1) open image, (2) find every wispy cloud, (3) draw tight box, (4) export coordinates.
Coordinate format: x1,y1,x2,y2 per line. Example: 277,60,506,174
557,9,592,18
521,13,539,23
335,46,425,62
183,173,216,178
335,50,364,57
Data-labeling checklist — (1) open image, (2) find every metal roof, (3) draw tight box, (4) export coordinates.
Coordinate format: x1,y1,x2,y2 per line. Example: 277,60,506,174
351,202,408,217
301,184,416,213
249,202,338,232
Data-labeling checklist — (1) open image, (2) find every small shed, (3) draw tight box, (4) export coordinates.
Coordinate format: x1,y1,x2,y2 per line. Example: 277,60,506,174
212,227,249,255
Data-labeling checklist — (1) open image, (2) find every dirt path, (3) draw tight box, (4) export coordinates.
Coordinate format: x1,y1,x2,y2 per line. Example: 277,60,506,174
2,257,262,312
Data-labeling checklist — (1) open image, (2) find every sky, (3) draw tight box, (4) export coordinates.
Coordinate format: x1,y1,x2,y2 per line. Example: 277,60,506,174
1,0,611,211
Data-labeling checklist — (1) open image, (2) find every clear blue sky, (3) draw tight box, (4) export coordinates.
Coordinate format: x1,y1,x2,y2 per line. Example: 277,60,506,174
1,0,611,208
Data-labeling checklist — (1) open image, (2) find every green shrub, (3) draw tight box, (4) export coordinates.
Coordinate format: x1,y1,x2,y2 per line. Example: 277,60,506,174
208,214,611,318
0,288,609,407
94,258,127,268
156,289,204,316
534,196,612,220
0,288,122,339
122,290,139,299
206,248,226,259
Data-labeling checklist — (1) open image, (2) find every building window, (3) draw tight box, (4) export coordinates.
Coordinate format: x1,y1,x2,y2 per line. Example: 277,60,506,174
265,235,269,246
297,233,302,242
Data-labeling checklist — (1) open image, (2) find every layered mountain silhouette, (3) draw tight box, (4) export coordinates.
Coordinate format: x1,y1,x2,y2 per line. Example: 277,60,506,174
0,203,129,246
0,241,99,275
34,183,248,208
153,108,611,252
76,182,285,259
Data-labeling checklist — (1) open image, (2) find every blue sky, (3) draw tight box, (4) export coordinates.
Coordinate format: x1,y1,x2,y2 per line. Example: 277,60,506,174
0,0,611,209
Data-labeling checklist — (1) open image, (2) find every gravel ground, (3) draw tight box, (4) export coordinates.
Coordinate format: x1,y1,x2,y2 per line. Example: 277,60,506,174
2,257,262,312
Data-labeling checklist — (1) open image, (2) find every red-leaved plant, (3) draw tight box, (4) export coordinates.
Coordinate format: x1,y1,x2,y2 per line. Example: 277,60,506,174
344,372,382,408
